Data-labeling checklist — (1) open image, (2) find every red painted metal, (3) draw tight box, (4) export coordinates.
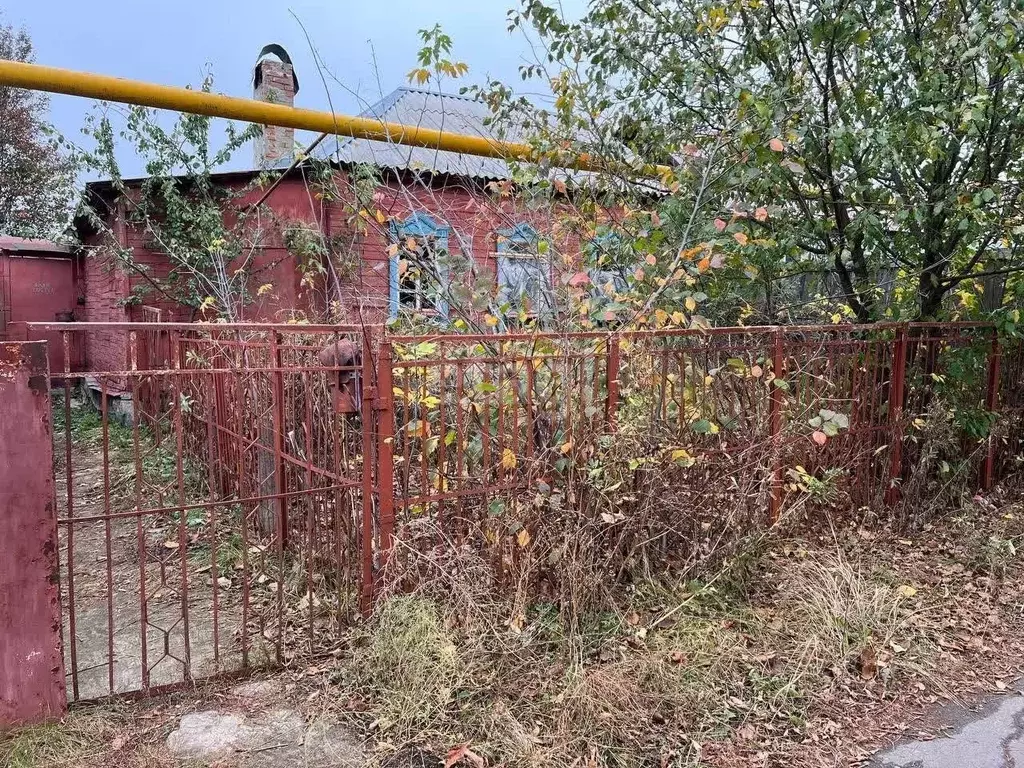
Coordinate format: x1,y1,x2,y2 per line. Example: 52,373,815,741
885,326,909,506
3,320,1022,716
0,341,66,727
769,330,784,522
376,341,396,563
0,243,79,374
359,334,376,615
605,336,620,431
983,329,1001,490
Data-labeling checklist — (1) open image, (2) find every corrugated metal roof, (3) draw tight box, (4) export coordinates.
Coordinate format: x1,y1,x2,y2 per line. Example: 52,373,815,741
313,87,520,180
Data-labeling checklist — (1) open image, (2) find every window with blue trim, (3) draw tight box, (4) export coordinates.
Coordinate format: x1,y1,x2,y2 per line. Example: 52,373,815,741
495,223,554,319
389,212,450,318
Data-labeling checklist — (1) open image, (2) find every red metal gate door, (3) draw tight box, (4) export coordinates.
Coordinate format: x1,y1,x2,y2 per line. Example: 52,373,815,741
0,341,66,727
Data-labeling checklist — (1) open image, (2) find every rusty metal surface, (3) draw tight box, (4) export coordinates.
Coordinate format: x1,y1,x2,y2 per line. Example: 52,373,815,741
42,324,369,702
2,321,1020,714
0,341,66,727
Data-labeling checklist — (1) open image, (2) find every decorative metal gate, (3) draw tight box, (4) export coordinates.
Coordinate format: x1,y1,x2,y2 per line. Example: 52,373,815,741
38,322,375,702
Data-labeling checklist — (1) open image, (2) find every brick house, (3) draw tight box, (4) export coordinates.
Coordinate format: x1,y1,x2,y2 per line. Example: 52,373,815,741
76,48,586,376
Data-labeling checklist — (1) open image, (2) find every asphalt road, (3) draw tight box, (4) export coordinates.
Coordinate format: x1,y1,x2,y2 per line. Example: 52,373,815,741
872,690,1024,768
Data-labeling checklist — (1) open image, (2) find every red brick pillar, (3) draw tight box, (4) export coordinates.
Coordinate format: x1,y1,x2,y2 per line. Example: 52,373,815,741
0,341,66,726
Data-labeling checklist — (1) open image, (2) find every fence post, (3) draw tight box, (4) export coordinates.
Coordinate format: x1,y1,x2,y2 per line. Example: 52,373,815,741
270,332,288,548
982,329,1001,490
605,334,621,432
0,341,66,726
768,329,784,522
885,325,909,507
375,340,396,566
359,334,377,616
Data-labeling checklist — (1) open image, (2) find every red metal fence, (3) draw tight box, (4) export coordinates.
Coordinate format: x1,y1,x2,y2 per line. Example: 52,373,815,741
36,322,368,703
3,320,1023,716
377,324,1023,597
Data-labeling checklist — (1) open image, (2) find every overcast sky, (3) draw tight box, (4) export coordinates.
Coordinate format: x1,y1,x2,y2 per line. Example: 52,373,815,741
5,0,584,176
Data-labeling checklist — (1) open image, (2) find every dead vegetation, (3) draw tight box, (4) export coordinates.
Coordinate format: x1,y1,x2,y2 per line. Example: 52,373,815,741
3,484,1022,768
332,480,1024,768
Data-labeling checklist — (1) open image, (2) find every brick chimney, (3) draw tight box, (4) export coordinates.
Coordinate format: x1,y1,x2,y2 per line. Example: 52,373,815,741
253,44,299,168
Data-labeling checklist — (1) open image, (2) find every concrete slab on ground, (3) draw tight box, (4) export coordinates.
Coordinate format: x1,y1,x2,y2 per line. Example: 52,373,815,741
166,707,363,767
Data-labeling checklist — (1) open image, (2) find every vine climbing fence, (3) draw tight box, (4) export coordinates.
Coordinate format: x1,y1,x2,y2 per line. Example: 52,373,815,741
3,320,1023,714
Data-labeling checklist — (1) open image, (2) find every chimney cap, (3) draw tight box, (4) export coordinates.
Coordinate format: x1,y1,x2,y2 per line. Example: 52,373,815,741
253,43,299,95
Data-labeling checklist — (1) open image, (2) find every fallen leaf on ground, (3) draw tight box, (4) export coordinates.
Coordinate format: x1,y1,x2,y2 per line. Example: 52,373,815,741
445,742,485,768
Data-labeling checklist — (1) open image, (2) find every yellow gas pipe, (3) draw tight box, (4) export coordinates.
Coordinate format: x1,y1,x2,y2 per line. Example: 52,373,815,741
0,59,670,176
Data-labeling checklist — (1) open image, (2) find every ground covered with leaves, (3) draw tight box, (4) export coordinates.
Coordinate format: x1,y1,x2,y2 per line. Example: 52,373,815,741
4,488,1023,768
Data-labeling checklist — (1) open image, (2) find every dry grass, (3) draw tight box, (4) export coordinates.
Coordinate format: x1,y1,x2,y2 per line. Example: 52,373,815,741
0,706,172,768
776,554,909,683
343,530,952,768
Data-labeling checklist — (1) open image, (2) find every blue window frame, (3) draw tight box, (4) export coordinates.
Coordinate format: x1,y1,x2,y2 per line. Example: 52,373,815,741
495,223,554,318
388,212,450,319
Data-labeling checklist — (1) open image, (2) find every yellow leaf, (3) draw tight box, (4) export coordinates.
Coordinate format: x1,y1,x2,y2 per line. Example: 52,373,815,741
386,243,400,257
671,311,686,324
517,528,531,548
484,314,499,327
897,584,917,598
501,448,517,470
685,296,697,312
560,441,573,454
406,237,418,251
374,209,387,224
654,308,669,327
358,209,370,220
257,283,274,297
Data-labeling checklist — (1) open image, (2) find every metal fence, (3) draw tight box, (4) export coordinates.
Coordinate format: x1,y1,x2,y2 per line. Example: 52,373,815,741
7,320,1024,709
36,322,368,702
377,324,1021,595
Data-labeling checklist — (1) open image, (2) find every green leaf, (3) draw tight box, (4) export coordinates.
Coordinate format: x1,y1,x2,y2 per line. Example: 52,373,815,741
690,419,713,434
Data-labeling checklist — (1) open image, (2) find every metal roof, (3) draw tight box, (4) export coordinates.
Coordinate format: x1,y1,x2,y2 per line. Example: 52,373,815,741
0,236,74,255
313,87,520,180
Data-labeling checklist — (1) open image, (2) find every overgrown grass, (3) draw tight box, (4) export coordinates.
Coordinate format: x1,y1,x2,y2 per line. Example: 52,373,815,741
1,710,118,768
341,541,923,768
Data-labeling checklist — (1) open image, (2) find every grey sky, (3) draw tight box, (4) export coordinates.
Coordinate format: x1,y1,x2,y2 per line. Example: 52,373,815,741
5,0,584,177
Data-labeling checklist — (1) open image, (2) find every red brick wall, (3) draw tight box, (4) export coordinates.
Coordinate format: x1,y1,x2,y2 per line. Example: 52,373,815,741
81,170,588,367
81,203,132,382
253,58,295,168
